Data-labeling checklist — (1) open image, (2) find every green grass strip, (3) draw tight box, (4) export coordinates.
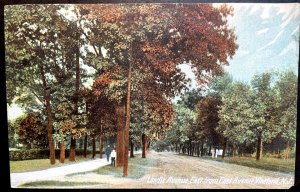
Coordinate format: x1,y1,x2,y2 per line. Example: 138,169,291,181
20,180,99,187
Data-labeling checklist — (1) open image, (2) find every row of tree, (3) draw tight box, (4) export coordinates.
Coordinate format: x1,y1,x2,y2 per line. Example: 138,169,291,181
6,4,238,176
162,70,297,160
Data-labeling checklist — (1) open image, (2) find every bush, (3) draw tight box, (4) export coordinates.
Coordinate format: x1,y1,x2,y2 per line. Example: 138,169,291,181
10,149,93,161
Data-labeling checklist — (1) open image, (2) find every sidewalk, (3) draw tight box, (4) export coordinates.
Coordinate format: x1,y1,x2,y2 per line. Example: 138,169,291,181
11,151,142,188
10,154,110,188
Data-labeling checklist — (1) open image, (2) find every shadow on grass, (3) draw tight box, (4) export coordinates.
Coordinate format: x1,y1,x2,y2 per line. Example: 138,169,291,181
19,180,100,187
67,154,158,179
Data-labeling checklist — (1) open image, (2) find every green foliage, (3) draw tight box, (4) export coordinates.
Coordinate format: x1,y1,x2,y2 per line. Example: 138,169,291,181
9,149,92,161
275,70,297,143
8,119,19,148
177,88,203,110
207,72,233,99
171,105,196,144
10,149,50,161
216,71,297,154
250,72,281,141
217,82,253,144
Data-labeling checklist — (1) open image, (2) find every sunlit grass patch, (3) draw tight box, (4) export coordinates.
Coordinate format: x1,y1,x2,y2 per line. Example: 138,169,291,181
67,153,158,179
10,155,94,173
19,180,99,187
208,156,295,174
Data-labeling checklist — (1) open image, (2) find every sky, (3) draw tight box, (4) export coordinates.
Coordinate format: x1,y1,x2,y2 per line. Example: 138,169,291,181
181,3,300,89
7,3,300,120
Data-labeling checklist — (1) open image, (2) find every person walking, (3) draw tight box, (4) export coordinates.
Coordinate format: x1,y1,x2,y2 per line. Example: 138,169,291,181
111,149,116,167
105,145,112,162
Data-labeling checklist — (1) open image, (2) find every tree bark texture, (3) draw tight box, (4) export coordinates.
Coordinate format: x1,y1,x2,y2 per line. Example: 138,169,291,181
142,133,147,158
123,62,132,177
69,138,76,161
92,137,96,159
60,139,65,163
130,139,134,158
40,65,55,164
116,104,125,167
222,139,227,159
99,135,103,159
256,136,263,160
83,135,87,158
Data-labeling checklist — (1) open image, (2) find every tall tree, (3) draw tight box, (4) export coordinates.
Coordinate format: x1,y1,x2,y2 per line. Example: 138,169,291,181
196,96,223,153
250,72,280,160
274,70,297,159
77,3,238,176
217,82,253,157
5,5,68,164
207,72,233,158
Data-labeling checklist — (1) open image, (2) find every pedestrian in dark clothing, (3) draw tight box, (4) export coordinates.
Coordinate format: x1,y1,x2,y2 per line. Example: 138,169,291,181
105,145,112,162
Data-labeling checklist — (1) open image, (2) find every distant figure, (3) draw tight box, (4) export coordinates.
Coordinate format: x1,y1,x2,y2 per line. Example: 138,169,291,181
111,149,116,167
211,149,215,158
105,145,112,162
215,149,219,158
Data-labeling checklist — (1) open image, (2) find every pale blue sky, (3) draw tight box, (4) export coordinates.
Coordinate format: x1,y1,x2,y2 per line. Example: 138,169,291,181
182,3,299,89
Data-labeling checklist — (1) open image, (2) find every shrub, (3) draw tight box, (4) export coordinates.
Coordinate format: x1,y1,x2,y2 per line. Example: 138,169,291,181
10,149,93,161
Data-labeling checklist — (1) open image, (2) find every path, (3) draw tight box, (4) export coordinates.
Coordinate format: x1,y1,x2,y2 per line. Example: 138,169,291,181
10,154,111,188
136,152,294,189
63,152,294,189
11,152,295,189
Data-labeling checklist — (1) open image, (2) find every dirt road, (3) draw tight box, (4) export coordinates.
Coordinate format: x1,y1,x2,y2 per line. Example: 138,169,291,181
15,152,294,189
136,152,294,189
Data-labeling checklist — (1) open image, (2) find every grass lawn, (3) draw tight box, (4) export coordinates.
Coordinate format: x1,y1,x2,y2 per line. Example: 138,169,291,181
206,156,295,174
18,153,158,188
10,154,95,173
67,153,158,179
19,180,100,188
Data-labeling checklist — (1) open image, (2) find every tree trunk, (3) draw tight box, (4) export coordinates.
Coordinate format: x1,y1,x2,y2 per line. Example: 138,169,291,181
92,137,96,159
116,104,125,167
69,28,80,162
201,143,204,157
142,133,147,158
232,142,236,158
99,135,103,159
285,140,290,160
256,136,262,161
147,140,151,152
83,135,87,158
130,139,134,158
79,138,83,150
193,144,195,156
222,139,227,159
60,139,65,163
123,61,132,177
40,65,55,165
208,145,211,156
69,138,76,161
